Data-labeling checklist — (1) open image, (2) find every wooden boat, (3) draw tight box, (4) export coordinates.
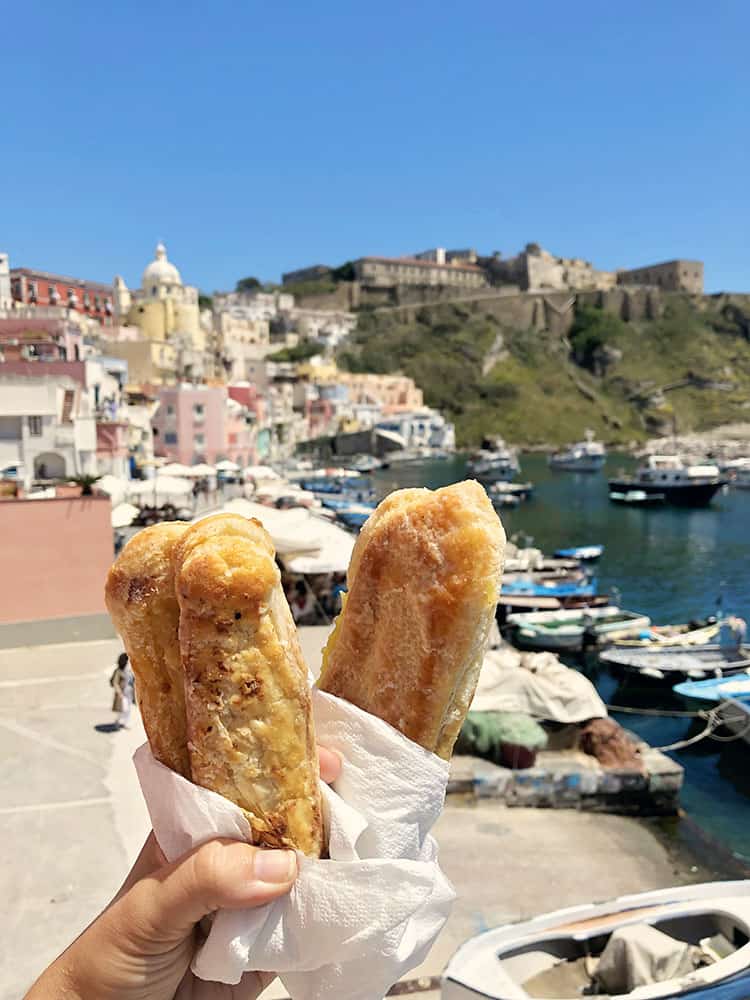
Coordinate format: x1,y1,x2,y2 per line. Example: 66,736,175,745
508,607,651,652
502,576,597,600
497,594,610,613
441,881,750,1000
614,622,720,648
554,544,603,561
673,672,750,707
599,645,750,682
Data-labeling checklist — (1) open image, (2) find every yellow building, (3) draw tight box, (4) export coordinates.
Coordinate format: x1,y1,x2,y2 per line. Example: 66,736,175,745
99,337,177,385
113,243,204,353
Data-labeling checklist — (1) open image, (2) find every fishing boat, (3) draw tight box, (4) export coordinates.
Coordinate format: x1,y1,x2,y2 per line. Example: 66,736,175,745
549,431,606,472
673,672,750,708
508,606,650,652
467,437,520,483
502,576,598,600
614,621,720,648
554,544,603,561
497,594,611,614
489,482,534,501
346,454,381,473
599,644,750,682
608,455,727,507
609,489,666,506
441,880,750,1000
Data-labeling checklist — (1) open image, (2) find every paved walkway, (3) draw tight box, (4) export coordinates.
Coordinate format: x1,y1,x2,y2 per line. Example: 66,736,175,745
1,636,716,999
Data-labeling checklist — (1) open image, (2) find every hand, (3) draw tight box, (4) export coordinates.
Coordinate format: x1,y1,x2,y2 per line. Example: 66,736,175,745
26,747,342,1000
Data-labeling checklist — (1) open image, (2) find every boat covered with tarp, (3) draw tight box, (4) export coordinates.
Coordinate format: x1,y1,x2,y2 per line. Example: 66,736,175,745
442,880,750,999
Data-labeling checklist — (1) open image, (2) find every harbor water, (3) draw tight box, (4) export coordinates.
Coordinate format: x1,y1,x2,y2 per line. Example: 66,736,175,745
373,453,750,865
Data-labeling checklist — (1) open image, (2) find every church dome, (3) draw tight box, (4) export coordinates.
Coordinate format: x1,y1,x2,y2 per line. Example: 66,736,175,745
142,242,182,287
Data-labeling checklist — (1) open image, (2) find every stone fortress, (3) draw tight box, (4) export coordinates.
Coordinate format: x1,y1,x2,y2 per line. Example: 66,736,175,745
283,243,705,299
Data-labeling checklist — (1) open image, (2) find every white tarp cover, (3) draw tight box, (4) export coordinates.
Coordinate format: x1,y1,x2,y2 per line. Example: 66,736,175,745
596,924,698,994
470,644,607,723
219,498,355,572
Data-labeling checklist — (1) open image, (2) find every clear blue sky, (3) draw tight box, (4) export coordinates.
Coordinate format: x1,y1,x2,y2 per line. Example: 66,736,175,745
3,1,748,293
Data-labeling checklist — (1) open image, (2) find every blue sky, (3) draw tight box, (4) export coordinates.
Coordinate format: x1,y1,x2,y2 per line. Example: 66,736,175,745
2,1,748,293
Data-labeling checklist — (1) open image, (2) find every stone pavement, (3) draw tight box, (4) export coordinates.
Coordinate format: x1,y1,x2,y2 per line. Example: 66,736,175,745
0,636,716,999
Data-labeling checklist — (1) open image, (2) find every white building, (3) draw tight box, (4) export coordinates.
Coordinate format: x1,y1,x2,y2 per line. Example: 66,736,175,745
0,374,98,488
0,253,11,309
375,409,455,451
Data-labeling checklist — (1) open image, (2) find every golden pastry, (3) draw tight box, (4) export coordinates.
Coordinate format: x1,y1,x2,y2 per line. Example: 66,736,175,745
173,513,323,856
318,480,505,759
105,522,191,777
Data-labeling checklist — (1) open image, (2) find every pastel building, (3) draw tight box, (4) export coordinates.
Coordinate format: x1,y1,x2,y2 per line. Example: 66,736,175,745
153,385,256,467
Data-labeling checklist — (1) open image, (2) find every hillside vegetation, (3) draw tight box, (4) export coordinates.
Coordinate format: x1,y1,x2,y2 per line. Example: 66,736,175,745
337,296,750,447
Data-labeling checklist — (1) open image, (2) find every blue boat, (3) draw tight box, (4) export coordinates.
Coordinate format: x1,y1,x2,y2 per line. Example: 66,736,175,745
336,510,371,531
442,880,750,1000
554,544,604,561
501,576,597,599
673,672,750,705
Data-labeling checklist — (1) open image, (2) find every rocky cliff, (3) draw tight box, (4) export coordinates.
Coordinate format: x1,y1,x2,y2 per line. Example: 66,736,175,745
337,292,750,448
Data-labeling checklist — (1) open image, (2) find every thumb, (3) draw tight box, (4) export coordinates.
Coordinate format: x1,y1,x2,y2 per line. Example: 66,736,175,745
120,838,298,946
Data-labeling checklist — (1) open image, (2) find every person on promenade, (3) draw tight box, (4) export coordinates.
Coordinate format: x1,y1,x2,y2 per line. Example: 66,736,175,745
111,652,135,730
24,747,341,1000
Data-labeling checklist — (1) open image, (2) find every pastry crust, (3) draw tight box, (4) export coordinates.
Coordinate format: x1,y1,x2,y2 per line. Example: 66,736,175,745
173,514,323,857
318,480,505,759
104,522,191,777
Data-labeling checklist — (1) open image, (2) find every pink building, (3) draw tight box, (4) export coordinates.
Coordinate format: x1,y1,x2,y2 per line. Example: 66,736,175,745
154,386,256,466
0,497,113,624
0,318,83,362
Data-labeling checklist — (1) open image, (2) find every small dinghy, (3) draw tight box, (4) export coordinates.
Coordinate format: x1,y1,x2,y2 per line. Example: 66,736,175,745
442,880,750,999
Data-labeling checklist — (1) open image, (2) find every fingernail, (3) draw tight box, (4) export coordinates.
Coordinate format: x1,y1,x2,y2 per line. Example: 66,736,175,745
254,849,297,883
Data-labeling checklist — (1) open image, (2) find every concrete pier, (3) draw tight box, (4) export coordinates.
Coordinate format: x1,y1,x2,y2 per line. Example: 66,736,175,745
0,636,720,999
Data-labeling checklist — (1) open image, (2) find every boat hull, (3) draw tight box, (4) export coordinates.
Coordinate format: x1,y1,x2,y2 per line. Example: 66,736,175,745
549,456,606,473
608,478,726,506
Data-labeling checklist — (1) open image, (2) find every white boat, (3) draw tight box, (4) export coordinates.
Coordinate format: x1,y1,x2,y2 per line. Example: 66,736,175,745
609,455,726,507
723,458,750,488
508,606,650,652
549,431,606,473
442,881,750,1000
468,438,520,483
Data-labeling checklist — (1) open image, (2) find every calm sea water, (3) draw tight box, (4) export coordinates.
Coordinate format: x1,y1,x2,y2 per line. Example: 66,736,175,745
373,453,750,865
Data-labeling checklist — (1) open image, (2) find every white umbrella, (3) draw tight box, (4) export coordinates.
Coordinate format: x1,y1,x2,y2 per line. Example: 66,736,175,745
243,465,280,480
111,502,139,528
215,459,240,472
95,474,130,506
189,463,217,476
158,463,193,477
128,476,192,502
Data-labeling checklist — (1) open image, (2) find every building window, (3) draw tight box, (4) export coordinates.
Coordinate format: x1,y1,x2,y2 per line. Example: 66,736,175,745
194,433,205,447
164,432,178,444
152,285,158,295
28,416,43,436
166,404,175,416
193,403,204,418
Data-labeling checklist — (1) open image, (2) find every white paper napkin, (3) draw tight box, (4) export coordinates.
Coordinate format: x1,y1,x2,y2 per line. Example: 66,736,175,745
134,688,455,1000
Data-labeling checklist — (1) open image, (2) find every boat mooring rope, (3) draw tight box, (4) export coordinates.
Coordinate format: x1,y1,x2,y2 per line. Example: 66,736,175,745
605,701,750,752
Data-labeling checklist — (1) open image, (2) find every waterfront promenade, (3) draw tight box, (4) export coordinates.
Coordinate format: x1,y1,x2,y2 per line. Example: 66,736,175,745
1,632,717,999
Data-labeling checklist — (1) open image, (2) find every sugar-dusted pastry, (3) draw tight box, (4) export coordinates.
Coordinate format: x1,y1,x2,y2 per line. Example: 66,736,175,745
104,522,191,777
173,513,323,857
318,480,505,760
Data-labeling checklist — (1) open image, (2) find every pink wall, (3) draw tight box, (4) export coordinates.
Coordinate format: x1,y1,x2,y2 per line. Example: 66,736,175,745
0,497,114,623
0,359,86,384
154,387,227,465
